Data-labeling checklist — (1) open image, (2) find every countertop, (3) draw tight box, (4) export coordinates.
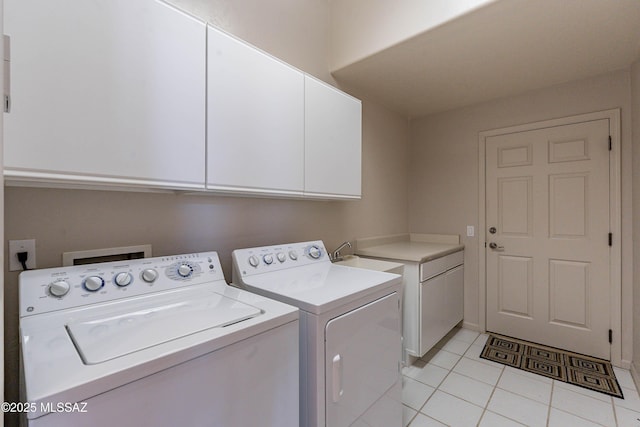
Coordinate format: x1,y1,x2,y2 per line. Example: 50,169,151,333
354,233,464,263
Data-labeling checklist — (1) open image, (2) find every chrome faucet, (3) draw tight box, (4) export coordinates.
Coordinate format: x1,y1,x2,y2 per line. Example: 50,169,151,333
330,241,352,262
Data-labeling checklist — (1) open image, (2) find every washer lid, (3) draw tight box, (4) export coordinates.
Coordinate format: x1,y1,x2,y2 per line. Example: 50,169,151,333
66,293,262,364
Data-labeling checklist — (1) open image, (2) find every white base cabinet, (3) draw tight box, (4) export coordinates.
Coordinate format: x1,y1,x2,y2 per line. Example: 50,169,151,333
4,0,206,190
416,251,464,356
367,250,464,359
419,262,464,356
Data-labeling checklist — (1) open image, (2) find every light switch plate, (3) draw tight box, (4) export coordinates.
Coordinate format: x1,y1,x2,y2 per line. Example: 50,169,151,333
466,226,475,237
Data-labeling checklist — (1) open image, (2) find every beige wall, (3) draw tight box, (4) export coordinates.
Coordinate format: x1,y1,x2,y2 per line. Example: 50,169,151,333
408,70,633,363
632,59,640,378
2,1,409,423
169,0,333,84
328,0,495,71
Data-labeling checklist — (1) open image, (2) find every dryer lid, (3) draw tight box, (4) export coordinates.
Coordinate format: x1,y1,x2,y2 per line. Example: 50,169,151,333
66,292,261,364
242,263,401,314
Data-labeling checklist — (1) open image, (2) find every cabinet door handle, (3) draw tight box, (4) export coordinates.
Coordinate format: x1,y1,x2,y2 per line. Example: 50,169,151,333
332,354,343,402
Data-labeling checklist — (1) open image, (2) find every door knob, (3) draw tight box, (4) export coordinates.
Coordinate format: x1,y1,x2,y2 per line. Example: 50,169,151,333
489,242,504,250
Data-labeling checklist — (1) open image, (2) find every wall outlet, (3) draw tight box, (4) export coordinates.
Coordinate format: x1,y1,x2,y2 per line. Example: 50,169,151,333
466,226,475,237
9,239,36,271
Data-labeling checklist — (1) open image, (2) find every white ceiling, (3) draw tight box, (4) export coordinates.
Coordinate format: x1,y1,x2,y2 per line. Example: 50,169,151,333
331,0,640,118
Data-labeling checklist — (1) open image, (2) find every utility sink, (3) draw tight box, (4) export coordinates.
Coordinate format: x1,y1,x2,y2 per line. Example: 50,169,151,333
335,255,404,274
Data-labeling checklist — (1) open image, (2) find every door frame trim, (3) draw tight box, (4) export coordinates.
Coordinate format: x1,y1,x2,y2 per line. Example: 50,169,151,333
478,109,622,366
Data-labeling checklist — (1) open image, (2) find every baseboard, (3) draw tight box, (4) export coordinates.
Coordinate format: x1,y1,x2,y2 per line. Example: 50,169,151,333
617,358,632,370
462,321,481,332
631,362,640,391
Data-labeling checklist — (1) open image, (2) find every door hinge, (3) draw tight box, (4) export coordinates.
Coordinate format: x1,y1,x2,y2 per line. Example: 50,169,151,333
608,233,612,247
3,35,9,113
609,136,612,151
609,329,613,344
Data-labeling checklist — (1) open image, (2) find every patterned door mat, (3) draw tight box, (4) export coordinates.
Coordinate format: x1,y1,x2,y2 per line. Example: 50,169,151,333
480,333,624,399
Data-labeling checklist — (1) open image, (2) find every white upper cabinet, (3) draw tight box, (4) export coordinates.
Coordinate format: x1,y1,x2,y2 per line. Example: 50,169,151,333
207,25,305,196
304,76,362,199
4,0,206,190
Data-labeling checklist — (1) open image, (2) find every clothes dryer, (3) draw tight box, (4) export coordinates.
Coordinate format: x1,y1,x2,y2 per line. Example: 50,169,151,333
232,240,402,427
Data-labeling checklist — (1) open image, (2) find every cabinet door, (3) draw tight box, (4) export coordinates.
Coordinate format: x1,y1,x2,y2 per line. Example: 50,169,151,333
304,76,362,199
207,26,304,195
325,293,401,427
420,273,448,356
445,265,464,326
419,265,464,356
4,0,206,189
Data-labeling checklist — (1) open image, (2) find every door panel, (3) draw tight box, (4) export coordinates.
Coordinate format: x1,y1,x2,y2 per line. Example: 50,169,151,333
549,259,589,328
325,293,401,427
549,173,589,238
498,177,532,236
497,255,532,318
486,119,610,359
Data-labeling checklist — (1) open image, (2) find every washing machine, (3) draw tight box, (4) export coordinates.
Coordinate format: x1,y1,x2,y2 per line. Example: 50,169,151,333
19,251,299,427
232,240,402,427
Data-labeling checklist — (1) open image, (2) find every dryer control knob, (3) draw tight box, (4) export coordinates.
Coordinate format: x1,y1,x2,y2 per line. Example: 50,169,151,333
277,252,286,263
84,276,104,292
308,245,322,259
263,254,274,265
114,272,133,287
248,255,260,267
289,250,298,261
48,280,70,297
178,264,193,278
141,269,158,283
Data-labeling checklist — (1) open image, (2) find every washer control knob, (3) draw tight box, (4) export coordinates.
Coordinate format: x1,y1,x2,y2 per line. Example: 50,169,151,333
308,245,322,259
83,276,104,292
48,280,70,297
248,255,260,267
141,269,158,283
277,252,286,263
177,264,193,278
114,272,133,287
289,250,298,261
263,254,274,265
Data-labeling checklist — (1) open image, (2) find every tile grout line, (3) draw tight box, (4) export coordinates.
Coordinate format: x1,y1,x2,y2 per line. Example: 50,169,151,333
546,379,554,427
612,392,619,427
415,348,460,415
407,330,640,426
550,379,616,427
412,335,479,425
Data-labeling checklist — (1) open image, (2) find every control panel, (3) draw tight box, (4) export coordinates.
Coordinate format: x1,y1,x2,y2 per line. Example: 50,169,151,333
19,252,226,317
232,241,328,280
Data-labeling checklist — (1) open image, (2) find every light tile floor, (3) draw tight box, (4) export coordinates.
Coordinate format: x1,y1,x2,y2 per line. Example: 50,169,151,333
402,328,640,427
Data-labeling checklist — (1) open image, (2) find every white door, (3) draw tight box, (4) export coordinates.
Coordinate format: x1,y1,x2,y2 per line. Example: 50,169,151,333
486,119,611,359
325,293,401,427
